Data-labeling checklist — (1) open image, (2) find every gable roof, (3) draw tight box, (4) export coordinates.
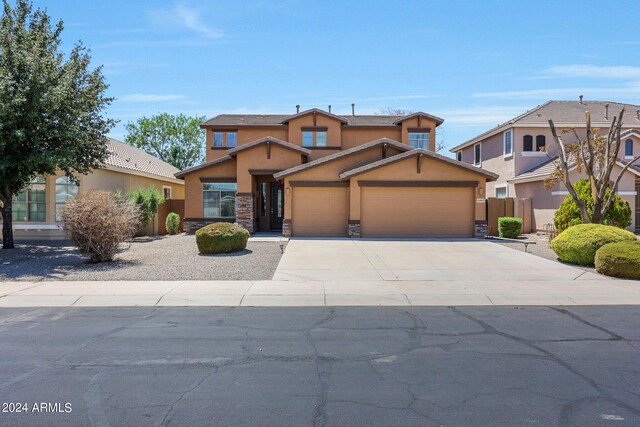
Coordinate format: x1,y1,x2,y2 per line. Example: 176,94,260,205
274,138,411,180
174,155,234,178
451,100,640,152
508,154,640,184
104,138,182,182
621,129,640,139
226,136,311,157
392,111,444,125
280,108,349,124
339,149,499,181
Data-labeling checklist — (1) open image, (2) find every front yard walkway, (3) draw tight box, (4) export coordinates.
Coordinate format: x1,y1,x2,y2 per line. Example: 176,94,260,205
0,234,285,281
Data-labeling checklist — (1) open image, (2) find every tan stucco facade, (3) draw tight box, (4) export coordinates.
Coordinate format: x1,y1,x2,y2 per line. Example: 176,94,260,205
181,108,497,237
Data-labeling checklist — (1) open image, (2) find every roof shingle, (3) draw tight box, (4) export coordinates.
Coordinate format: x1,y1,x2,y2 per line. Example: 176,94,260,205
105,138,181,181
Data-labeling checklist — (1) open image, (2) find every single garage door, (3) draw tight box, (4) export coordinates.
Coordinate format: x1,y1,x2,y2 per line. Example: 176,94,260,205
361,187,474,238
292,187,349,236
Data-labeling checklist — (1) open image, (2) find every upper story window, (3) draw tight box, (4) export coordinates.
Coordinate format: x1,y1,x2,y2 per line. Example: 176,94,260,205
536,135,546,151
213,131,237,148
503,130,513,156
523,135,533,152
301,128,327,147
625,139,634,158
456,151,462,162
474,143,481,166
408,130,430,149
55,176,79,221
13,176,46,222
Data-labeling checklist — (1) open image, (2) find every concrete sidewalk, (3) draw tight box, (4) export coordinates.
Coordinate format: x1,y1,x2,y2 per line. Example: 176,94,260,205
1,278,640,307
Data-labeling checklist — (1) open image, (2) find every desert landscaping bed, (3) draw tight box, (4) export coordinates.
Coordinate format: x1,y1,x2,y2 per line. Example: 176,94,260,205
0,234,285,282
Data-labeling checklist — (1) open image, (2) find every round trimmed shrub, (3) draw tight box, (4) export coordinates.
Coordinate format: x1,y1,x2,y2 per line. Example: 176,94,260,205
165,212,180,235
195,222,249,254
550,223,636,266
595,241,640,279
498,217,522,239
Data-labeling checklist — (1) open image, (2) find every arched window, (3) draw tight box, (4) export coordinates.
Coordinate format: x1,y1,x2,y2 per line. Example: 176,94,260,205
12,177,46,222
625,139,634,157
55,176,79,221
523,135,533,152
536,135,546,151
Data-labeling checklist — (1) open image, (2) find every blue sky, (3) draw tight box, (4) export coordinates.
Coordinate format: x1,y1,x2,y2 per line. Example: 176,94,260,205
42,0,640,153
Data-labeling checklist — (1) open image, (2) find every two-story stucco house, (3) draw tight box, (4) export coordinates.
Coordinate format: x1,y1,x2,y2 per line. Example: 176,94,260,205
176,107,498,238
451,100,640,232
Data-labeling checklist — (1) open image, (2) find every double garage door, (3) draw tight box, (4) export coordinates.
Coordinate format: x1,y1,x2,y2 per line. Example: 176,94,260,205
291,186,475,238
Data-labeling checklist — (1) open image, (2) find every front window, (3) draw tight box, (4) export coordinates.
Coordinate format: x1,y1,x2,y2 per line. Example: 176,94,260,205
536,135,546,151
55,176,79,221
409,132,429,149
503,130,512,156
13,177,46,222
523,135,533,152
227,132,237,148
495,186,508,199
625,139,634,157
213,132,224,147
474,143,481,165
203,183,237,218
162,186,172,200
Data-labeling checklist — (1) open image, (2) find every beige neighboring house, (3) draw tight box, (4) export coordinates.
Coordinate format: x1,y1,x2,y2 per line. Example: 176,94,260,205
1,138,185,240
451,100,640,233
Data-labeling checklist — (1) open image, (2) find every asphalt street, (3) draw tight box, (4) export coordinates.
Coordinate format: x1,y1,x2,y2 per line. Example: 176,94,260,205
0,306,638,426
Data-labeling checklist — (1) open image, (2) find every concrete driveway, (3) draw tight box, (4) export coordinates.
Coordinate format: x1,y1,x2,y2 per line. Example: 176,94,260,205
273,238,596,282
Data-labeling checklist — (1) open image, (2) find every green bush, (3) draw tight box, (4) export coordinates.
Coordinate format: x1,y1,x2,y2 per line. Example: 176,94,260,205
165,212,180,235
498,217,522,239
595,241,640,279
127,187,165,232
195,222,249,254
554,179,632,232
550,223,636,266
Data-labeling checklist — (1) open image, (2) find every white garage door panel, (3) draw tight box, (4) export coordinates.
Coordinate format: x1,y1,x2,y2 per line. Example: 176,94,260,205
361,187,474,238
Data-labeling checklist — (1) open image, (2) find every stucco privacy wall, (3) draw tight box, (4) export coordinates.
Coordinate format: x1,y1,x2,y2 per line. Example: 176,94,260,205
6,168,185,240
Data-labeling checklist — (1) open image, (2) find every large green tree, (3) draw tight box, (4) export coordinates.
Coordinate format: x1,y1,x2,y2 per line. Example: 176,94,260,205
0,0,114,249
125,113,205,170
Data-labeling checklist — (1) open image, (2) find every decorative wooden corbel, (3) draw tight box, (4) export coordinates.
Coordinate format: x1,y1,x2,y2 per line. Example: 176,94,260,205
267,141,271,159
382,142,388,159
417,153,423,174
418,114,422,127
313,111,317,126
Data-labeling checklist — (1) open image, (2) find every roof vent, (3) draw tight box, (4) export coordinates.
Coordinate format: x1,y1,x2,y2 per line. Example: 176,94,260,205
351,103,355,116
637,110,640,121
604,103,609,120
328,105,332,113
296,104,300,114
579,95,583,104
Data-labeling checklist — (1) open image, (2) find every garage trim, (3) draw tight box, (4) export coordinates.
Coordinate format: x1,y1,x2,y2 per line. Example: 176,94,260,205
357,180,478,187
290,181,349,187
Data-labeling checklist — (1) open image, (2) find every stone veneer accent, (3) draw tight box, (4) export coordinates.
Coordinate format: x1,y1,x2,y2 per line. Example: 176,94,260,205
183,218,235,233
282,219,292,237
474,221,488,239
235,193,254,233
348,220,361,238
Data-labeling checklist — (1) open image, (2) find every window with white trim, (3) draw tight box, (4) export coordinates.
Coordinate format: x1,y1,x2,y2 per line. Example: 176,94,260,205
213,131,237,148
302,129,327,147
495,186,508,199
503,130,512,156
408,132,430,149
55,176,79,221
203,183,237,218
162,186,172,200
536,135,546,151
474,143,481,166
523,135,533,152
625,139,633,157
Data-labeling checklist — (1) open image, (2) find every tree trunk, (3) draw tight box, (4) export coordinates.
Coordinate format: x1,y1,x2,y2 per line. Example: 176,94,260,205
0,194,15,249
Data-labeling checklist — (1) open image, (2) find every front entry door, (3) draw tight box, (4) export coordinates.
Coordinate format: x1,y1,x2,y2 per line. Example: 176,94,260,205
270,182,284,230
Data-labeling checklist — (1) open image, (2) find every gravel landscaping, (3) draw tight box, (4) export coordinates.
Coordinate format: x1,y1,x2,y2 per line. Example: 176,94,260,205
489,233,599,275
0,234,286,281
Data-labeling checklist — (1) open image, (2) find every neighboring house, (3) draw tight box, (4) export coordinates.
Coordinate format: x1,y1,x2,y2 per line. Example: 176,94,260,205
176,107,498,238
2,138,185,240
450,100,640,232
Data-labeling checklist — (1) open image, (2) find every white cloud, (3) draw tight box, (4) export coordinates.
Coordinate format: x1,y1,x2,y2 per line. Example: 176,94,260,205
545,64,640,79
472,82,640,100
150,4,223,40
118,93,187,103
437,106,530,125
